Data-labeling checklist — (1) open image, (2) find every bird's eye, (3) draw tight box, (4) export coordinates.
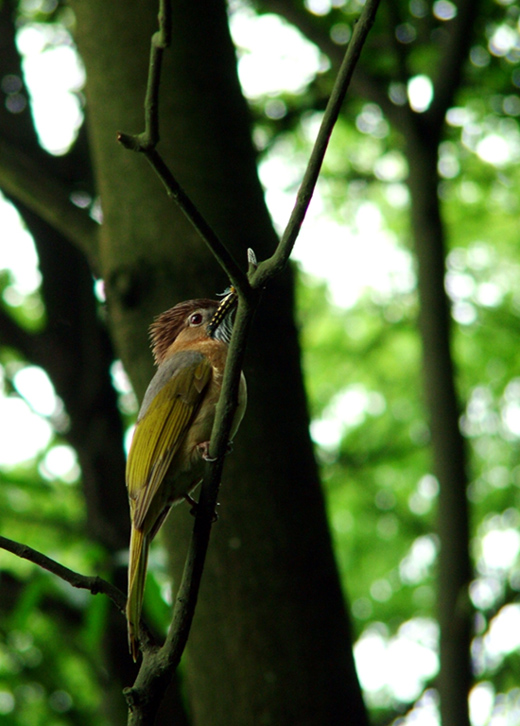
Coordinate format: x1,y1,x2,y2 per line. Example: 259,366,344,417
189,313,203,326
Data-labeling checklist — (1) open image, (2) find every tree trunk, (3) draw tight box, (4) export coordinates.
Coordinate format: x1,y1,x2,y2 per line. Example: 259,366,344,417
72,0,368,723
406,129,472,726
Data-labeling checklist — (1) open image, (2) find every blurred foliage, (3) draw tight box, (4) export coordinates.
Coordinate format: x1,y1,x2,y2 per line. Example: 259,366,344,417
1,0,520,724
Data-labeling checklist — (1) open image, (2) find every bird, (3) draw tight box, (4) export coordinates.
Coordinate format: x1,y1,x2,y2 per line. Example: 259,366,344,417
125,291,247,661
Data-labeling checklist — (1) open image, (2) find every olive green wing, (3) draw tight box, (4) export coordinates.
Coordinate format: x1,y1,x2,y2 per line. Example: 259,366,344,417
126,351,212,532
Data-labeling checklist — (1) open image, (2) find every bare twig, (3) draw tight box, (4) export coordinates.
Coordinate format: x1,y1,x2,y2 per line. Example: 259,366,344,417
117,0,380,719
249,0,381,289
122,0,381,722
117,0,171,151
0,535,126,612
2,0,380,708
117,1,248,297
260,0,408,131
0,535,158,656
120,144,250,296
2,0,379,709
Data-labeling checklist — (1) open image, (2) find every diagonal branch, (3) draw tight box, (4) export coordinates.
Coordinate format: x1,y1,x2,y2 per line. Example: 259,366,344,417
117,0,248,297
124,286,258,726
261,0,401,122
0,139,99,263
118,143,250,297
0,534,158,656
249,0,381,289
0,535,126,612
117,0,381,723
3,0,381,712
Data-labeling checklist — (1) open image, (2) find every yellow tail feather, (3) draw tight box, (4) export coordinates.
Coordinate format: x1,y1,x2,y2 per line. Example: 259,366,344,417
126,526,149,662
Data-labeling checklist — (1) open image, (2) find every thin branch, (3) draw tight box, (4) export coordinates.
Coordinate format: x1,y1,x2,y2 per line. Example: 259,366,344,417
0,139,99,262
117,1,249,298
119,0,171,149
124,291,257,725
4,3,381,719
0,535,158,656
124,457,227,724
126,145,250,296
0,535,126,613
118,0,380,721
261,0,401,123
119,0,381,297
249,0,381,289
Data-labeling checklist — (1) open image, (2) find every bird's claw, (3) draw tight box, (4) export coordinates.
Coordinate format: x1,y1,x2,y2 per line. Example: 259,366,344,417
197,440,234,460
197,441,217,462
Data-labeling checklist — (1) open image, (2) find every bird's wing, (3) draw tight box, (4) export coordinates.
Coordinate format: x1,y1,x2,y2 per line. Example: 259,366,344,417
126,351,212,531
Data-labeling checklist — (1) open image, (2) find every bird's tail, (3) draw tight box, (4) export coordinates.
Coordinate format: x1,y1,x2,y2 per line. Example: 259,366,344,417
126,525,149,662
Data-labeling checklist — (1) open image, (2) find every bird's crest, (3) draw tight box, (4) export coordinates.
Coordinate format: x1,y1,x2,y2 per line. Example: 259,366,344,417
150,298,216,365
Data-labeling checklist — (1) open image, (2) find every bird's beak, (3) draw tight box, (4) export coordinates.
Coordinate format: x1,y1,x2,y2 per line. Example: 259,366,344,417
207,287,238,342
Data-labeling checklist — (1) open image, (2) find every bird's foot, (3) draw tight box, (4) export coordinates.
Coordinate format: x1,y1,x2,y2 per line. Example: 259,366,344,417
197,441,217,462
197,440,234,461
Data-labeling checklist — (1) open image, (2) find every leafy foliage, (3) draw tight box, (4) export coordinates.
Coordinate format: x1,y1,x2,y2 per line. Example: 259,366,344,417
2,0,520,724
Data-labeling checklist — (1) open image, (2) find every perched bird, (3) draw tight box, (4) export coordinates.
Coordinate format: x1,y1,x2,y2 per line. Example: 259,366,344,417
125,291,246,661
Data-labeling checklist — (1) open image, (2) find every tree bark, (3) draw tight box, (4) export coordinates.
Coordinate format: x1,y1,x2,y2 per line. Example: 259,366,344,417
406,129,472,726
72,0,368,723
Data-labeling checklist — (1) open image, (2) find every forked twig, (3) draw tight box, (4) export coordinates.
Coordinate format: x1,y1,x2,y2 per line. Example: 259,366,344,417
119,2,380,723
0,1,381,723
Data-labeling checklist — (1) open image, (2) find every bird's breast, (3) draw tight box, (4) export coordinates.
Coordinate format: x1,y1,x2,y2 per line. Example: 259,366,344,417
158,339,246,504
171,361,245,492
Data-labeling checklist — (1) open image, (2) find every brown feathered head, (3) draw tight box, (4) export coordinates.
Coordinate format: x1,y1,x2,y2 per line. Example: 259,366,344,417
150,291,237,365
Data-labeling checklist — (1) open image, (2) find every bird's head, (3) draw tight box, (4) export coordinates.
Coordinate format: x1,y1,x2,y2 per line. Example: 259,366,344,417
150,289,237,365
